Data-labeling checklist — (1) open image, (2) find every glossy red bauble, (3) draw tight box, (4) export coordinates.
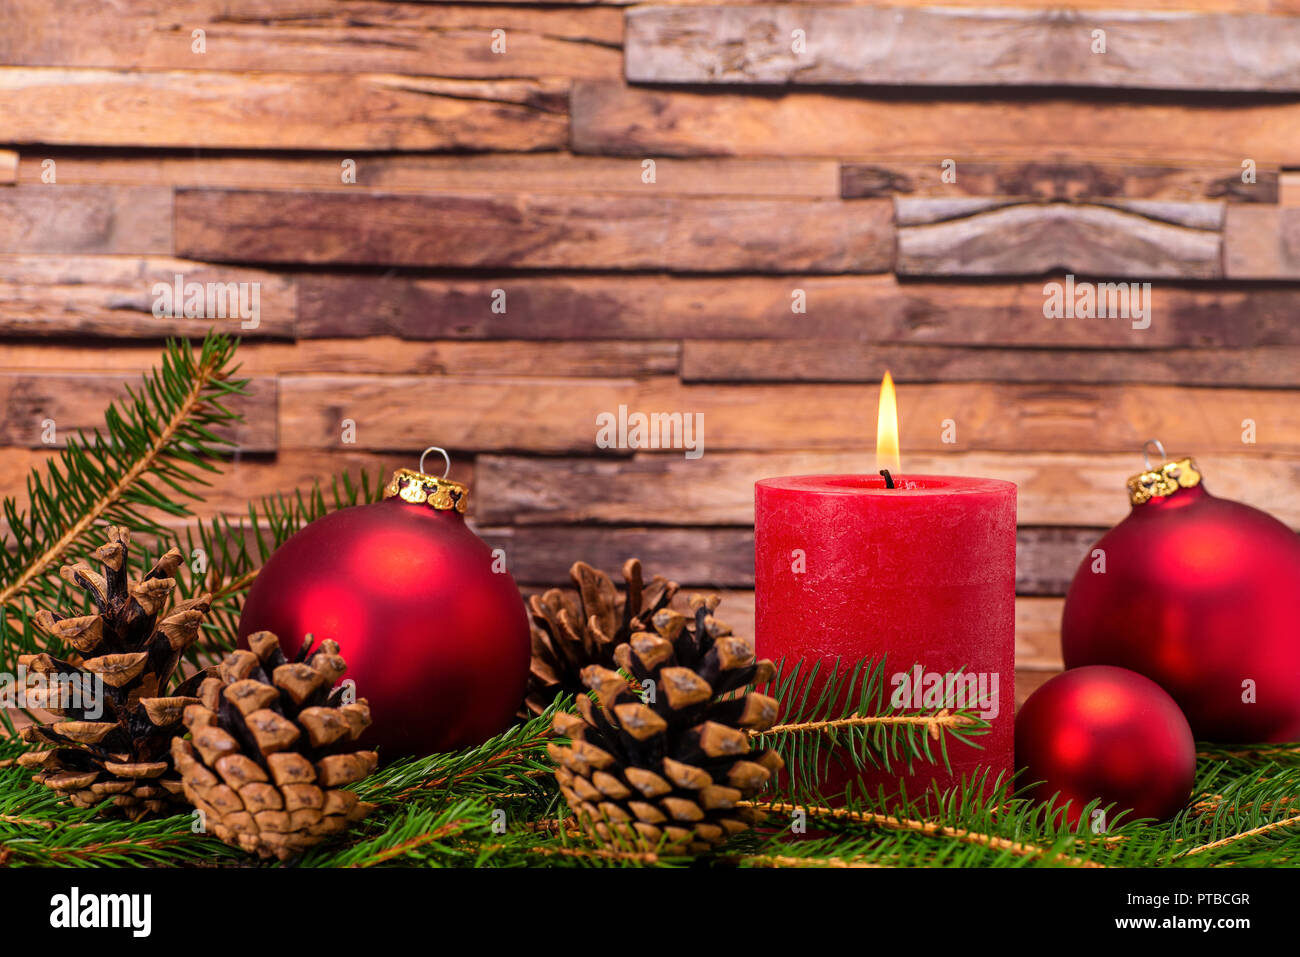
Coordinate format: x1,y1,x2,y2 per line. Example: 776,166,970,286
1015,666,1195,826
1062,479,1300,742
238,496,531,759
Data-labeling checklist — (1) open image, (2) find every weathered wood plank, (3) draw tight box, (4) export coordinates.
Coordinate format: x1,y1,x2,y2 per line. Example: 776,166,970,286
176,189,894,272
0,187,171,255
0,338,680,378
0,255,294,339
571,81,1300,163
0,1,622,79
362,0,1282,11
280,377,1300,454
0,68,567,151
479,522,1097,593
16,152,840,198
298,273,1300,347
0,150,16,185
474,451,1300,529
1282,171,1300,205
1223,206,1300,278
626,6,1300,91
0,374,277,451
680,341,1300,387
895,201,1223,278
841,160,1278,203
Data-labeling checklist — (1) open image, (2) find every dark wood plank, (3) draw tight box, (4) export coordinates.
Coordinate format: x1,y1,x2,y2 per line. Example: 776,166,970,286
1223,206,1300,278
0,186,171,255
571,80,1300,163
626,6,1300,91
481,523,1098,594
0,374,277,452
895,201,1222,278
14,151,839,198
0,68,567,151
841,160,1279,203
680,340,1300,387
298,273,1300,347
0,1,623,79
474,451,1300,529
280,377,1300,454
175,188,894,272
0,255,294,339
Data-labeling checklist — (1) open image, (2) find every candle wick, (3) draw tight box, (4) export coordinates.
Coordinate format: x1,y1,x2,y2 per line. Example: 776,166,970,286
879,469,896,489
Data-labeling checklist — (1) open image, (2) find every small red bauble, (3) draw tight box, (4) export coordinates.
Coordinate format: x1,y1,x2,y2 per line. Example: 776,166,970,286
1062,455,1300,742
1015,666,1195,826
238,465,530,759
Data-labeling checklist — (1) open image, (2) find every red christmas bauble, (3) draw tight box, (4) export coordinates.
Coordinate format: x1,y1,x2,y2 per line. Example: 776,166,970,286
238,466,530,759
1062,456,1300,742
1015,666,1195,826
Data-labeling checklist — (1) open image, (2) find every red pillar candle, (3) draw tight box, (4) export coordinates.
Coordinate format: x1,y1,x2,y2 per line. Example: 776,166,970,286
754,472,1017,802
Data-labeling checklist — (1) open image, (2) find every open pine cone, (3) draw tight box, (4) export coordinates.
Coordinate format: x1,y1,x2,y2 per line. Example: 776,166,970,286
550,594,783,854
171,631,377,861
17,527,210,820
525,559,678,716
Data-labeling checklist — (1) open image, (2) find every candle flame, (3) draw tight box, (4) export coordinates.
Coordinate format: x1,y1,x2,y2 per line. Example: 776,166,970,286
876,370,901,475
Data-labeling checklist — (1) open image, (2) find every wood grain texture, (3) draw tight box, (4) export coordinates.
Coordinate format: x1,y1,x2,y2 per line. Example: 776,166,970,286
0,338,679,378
0,1,623,79
474,451,1300,529
0,150,16,185
297,272,1300,347
175,188,895,272
0,187,171,255
0,68,567,151
1223,206,1300,278
0,374,277,451
626,6,1300,91
279,377,1300,454
681,341,1300,387
478,522,1096,593
16,152,840,198
841,160,1278,202
571,81,1300,163
894,201,1223,278
0,255,294,338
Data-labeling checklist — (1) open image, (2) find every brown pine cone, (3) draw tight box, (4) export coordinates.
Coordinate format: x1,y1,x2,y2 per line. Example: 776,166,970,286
17,527,210,820
524,559,678,716
550,594,783,854
171,631,377,861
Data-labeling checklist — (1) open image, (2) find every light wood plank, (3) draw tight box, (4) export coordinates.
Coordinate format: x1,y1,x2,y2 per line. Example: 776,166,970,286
0,68,567,151
895,201,1222,278
279,377,1300,454
15,152,840,198
0,150,16,185
297,273,1300,347
175,188,894,272
0,255,293,338
0,187,171,255
1224,205,1300,277
0,374,276,451
626,6,1300,91
0,1,622,79
571,80,1300,163
475,451,1300,529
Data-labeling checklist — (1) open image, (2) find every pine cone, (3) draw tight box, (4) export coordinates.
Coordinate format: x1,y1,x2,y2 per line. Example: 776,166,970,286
17,527,210,820
171,631,378,861
525,559,678,716
550,595,783,854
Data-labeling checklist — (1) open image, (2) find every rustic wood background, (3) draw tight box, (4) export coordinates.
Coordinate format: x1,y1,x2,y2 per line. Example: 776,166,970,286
4,0,1300,707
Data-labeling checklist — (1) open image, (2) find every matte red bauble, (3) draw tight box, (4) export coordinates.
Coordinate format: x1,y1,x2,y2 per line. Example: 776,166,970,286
238,463,531,759
1062,454,1300,742
1016,666,1195,826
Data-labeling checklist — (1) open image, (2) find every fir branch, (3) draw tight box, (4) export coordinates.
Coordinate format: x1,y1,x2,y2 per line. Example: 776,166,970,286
1180,813,1300,858
0,333,244,628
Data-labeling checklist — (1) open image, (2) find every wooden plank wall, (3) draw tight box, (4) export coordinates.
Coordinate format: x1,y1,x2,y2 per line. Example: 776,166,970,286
4,0,1300,707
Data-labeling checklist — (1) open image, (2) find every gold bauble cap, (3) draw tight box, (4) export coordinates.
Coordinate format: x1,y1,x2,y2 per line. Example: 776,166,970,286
1126,455,1201,506
382,446,468,513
